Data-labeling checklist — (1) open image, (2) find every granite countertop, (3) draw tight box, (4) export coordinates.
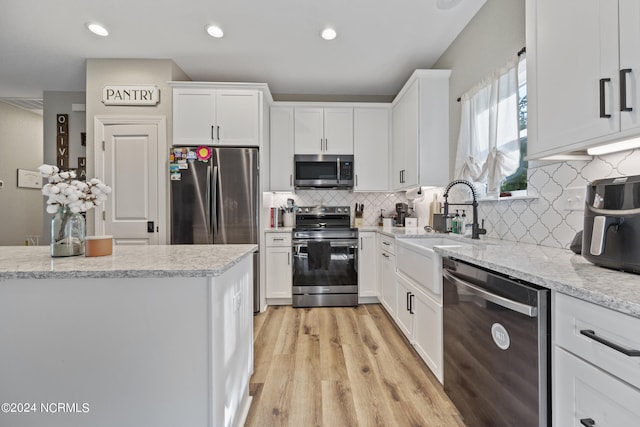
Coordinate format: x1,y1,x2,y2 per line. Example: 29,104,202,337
265,227,294,233
425,239,640,318
0,244,258,280
359,225,432,237
361,227,640,318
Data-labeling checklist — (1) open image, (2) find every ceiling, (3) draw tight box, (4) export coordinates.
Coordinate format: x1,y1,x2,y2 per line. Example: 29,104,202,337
0,0,486,102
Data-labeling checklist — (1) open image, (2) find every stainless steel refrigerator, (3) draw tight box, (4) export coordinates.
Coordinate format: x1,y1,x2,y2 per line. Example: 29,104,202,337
170,146,260,313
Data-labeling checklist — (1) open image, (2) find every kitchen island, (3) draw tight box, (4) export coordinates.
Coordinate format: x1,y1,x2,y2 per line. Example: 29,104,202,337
0,244,257,427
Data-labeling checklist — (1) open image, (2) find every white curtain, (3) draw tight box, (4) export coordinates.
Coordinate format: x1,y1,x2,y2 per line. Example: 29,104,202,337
454,56,521,197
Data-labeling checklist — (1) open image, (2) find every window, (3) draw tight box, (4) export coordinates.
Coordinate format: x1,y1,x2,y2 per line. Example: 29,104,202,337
500,56,527,193
454,54,527,198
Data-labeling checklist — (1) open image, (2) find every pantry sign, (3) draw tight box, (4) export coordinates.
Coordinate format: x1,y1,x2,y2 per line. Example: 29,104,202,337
102,85,160,106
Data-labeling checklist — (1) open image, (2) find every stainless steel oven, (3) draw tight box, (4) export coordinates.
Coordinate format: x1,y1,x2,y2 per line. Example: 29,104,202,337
292,206,358,307
442,257,550,427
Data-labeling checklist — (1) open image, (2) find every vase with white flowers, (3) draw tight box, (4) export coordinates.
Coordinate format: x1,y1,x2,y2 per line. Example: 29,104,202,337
39,164,112,257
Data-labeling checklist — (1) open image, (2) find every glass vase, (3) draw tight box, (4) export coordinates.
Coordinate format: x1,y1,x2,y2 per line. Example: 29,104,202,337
50,206,85,257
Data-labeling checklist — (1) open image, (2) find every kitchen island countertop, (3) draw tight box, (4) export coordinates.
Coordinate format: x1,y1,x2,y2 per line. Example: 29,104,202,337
0,244,257,280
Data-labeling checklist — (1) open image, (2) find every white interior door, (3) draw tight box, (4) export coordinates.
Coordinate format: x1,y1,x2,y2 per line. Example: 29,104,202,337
103,123,159,245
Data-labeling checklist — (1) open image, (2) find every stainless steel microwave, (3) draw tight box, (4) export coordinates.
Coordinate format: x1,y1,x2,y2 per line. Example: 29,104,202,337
294,154,354,188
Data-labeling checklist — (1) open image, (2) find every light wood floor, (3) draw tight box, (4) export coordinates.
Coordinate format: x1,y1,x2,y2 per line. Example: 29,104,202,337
245,304,465,427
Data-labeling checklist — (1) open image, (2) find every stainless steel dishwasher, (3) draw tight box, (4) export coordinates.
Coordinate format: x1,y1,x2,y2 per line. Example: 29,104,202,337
442,257,550,427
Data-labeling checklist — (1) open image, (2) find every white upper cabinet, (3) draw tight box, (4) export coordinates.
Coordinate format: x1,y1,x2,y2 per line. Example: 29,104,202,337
269,107,294,191
527,0,640,158
353,107,390,191
173,88,261,146
294,107,353,154
390,70,450,191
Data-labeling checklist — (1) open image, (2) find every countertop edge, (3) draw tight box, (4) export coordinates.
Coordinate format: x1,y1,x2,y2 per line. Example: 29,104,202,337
0,245,258,280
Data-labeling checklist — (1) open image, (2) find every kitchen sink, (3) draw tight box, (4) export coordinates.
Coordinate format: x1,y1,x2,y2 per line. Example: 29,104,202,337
397,237,474,252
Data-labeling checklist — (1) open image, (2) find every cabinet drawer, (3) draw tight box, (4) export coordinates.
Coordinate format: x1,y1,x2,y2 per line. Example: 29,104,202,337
379,235,395,255
555,292,640,389
555,347,640,427
266,233,291,247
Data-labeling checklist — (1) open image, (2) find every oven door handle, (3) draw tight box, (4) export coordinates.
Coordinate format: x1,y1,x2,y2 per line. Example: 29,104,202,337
443,270,538,317
293,240,358,248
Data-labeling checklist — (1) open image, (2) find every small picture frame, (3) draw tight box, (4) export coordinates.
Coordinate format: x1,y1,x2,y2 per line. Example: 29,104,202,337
17,169,42,189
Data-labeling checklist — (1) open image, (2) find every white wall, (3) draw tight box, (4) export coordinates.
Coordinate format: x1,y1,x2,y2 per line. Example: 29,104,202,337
0,102,43,246
432,0,526,179
84,58,189,234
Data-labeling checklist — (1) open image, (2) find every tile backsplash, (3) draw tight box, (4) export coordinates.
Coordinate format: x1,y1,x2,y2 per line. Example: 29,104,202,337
478,148,640,249
267,190,408,226
264,148,640,250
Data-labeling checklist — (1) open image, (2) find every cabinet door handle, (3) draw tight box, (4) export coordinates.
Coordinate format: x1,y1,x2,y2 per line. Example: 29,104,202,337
381,252,389,258
211,125,215,140
360,237,363,250
217,125,220,141
580,329,640,356
273,238,284,241
290,174,293,186
382,241,390,246
320,139,323,151
409,293,415,314
580,418,595,427
406,291,411,311
325,138,328,151
620,68,633,112
288,251,290,265
355,174,358,187
599,78,612,118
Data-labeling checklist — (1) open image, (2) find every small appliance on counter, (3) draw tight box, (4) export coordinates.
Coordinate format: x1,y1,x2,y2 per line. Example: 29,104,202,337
583,175,640,273
395,203,409,227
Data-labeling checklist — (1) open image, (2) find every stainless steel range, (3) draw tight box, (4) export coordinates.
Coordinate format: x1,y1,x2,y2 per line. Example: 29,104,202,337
292,206,358,307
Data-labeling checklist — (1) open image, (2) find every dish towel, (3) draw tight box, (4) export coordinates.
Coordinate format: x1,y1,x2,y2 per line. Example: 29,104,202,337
307,241,331,270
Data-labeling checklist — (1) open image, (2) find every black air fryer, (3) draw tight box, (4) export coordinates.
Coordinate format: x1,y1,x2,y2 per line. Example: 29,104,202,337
583,175,640,273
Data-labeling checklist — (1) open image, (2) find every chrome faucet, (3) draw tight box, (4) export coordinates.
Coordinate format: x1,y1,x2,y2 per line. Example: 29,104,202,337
443,179,487,239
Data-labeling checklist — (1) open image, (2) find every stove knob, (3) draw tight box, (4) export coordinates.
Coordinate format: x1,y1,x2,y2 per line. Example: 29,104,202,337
336,208,342,213
305,207,310,213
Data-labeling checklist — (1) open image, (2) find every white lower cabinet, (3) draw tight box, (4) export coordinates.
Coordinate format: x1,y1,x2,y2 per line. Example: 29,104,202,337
265,232,292,302
378,236,396,317
394,270,443,383
411,286,442,382
554,292,640,426
376,234,443,383
358,231,378,302
395,273,414,338
555,347,640,426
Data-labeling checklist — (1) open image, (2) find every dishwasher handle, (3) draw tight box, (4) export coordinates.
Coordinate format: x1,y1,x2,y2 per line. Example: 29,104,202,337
443,270,538,318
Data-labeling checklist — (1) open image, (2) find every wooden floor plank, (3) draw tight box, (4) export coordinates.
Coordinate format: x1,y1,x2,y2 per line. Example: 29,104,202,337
246,304,464,427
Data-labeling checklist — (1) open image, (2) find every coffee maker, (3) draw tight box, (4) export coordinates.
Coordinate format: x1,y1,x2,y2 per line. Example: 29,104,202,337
395,203,408,227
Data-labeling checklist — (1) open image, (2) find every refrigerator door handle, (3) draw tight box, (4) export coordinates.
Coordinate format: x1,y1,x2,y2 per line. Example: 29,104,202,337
211,165,219,241
205,165,213,243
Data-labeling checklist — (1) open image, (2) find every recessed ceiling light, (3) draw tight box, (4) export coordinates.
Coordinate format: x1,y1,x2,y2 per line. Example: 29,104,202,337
206,25,224,38
436,0,463,10
86,23,109,37
321,28,337,41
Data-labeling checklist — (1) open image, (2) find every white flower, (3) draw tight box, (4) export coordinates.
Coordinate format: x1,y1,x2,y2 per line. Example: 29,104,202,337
38,164,59,177
38,164,112,213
